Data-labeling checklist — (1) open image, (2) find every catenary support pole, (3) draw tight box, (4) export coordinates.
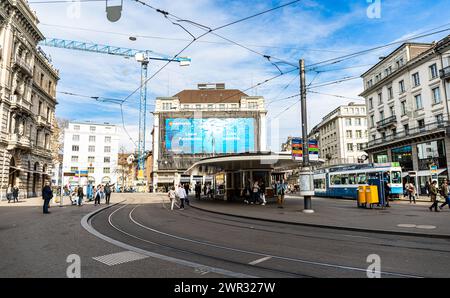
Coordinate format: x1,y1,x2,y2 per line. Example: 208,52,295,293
299,59,314,213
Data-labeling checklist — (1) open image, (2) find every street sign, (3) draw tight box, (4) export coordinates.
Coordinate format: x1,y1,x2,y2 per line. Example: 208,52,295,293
292,138,303,161
291,138,319,161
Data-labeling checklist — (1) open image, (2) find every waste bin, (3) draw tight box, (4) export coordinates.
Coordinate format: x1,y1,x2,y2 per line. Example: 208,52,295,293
365,185,379,207
358,186,367,207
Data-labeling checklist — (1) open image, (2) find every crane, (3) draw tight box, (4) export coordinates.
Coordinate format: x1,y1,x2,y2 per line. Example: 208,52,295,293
39,38,191,184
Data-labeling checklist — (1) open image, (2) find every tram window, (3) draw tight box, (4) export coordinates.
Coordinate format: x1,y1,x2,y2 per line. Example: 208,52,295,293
314,179,325,189
341,174,349,185
331,175,341,185
357,173,367,184
391,171,402,184
348,174,356,185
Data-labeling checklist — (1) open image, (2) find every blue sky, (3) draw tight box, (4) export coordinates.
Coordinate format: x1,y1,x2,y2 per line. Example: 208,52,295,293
29,0,450,151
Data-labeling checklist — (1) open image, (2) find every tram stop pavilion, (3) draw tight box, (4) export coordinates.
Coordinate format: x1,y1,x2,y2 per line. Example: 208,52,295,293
185,152,323,201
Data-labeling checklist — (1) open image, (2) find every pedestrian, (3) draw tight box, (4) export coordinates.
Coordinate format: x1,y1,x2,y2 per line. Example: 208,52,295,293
6,185,13,203
383,172,391,207
177,184,187,210
251,181,260,204
277,180,287,208
195,182,201,199
94,186,101,205
259,179,267,206
104,183,112,204
12,185,19,203
429,180,440,212
100,185,105,202
425,179,431,197
184,183,191,205
168,186,177,210
77,185,84,206
440,179,450,210
42,181,53,214
407,182,416,204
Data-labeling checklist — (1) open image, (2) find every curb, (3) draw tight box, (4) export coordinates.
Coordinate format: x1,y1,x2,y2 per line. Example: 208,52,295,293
189,203,450,240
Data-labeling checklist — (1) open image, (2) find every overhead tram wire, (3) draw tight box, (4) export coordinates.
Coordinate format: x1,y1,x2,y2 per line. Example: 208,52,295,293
304,26,450,71
118,0,303,106
29,0,103,3
40,23,350,54
307,90,365,102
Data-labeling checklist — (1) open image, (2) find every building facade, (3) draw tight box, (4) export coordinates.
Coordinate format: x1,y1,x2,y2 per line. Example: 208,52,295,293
0,0,59,198
309,102,369,167
151,83,267,191
62,122,119,187
360,35,450,194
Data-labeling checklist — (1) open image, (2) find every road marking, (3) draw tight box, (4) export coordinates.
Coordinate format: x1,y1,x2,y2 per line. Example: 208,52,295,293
397,224,417,228
93,251,148,266
416,225,436,230
248,256,272,265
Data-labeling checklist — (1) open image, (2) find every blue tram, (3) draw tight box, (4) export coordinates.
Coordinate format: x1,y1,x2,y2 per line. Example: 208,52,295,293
314,163,403,200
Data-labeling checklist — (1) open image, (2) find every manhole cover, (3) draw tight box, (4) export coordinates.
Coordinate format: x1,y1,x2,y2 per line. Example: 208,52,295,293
416,225,436,230
397,224,417,228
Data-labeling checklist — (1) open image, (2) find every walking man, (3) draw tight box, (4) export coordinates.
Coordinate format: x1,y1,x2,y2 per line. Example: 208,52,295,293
6,185,13,203
195,182,201,199
429,180,439,212
94,186,101,206
104,183,112,204
277,180,287,208
383,172,391,207
440,179,450,210
259,179,267,206
168,186,177,210
408,182,416,204
177,184,187,210
77,185,84,206
12,185,19,203
42,182,53,214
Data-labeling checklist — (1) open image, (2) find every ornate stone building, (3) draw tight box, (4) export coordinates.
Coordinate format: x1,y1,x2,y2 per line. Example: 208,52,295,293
0,0,59,198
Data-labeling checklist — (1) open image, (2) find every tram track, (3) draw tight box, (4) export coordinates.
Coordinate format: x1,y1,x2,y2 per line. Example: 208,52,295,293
87,199,426,278
158,198,450,255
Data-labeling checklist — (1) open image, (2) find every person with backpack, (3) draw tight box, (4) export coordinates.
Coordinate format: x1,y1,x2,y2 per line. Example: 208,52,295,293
77,185,84,206
429,180,439,212
276,180,287,208
407,182,417,204
104,183,112,204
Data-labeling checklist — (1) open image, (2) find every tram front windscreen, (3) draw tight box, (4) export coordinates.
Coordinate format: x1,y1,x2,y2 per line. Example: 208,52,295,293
165,118,255,154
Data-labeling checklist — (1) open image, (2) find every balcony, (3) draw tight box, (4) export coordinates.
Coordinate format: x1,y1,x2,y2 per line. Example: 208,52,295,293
376,115,397,130
14,56,33,76
7,134,31,150
440,66,450,80
37,115,52,129
368,121,449,148
10,95,32,115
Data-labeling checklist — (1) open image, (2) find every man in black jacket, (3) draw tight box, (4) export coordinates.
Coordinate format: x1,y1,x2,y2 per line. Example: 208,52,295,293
104,183,112,204
42,182,53,214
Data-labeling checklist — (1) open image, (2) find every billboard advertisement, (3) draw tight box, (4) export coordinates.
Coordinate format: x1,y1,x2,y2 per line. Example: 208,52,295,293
165,118,255,154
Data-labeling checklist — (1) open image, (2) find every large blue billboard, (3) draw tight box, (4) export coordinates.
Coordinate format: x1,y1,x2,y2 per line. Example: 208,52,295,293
165,118,255,154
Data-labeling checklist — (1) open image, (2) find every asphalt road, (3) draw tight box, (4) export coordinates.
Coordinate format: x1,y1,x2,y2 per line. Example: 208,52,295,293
89,196,450,278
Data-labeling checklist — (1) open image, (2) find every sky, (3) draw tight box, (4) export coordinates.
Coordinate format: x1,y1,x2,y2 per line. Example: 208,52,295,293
28,0,450,152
